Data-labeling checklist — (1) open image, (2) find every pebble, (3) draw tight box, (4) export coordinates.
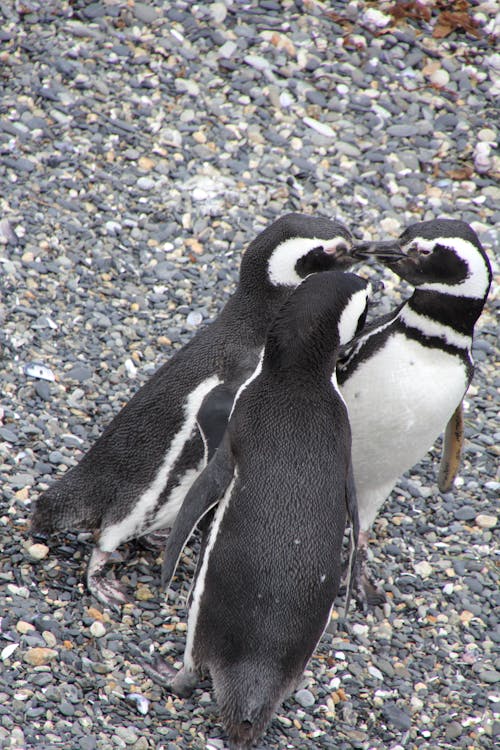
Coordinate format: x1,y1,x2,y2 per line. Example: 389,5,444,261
414,561,433,578
23,648,58,666
89,621,106,638
294,688,315,708
475,514,497,529
25,543,50,561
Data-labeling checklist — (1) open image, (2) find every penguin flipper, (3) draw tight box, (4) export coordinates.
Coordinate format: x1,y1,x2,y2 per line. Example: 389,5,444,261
161,434,235,590
438,402,464,493
197,383,236,462
344,461,359,614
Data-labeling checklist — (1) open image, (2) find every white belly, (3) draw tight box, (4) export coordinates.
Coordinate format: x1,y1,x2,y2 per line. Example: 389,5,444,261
339,335,469,530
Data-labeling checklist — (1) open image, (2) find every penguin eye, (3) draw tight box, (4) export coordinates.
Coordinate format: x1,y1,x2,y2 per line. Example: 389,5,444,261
411,242,431,256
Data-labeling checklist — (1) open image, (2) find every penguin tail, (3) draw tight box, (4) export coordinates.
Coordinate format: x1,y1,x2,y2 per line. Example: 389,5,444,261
212,659,290,750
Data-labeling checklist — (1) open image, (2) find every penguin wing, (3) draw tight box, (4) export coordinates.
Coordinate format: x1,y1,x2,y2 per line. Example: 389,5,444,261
197,349,262,461
344,460,359,614
161,433,236,590
197,383,236,462
438,402,464,493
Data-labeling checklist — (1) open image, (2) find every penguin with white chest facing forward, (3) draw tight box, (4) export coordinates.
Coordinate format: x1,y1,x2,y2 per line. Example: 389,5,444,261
31,213,354,607
161,270,370,750
339,218,492,606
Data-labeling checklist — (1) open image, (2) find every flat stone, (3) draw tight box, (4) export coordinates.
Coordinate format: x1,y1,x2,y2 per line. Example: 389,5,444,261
24,648,58,666
382,701,411,731
294,688,315,708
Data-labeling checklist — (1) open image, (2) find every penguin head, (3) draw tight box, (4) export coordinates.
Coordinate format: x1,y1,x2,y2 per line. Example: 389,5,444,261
239,213,353,295
264,270,370,373
353,219,492,301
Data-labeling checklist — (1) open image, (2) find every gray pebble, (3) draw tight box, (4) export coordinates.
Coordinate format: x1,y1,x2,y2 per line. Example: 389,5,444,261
294,688,315,708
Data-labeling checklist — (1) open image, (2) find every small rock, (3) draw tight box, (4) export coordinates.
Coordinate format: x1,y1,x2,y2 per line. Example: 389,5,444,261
16,621,35,634
382,701,411,731
25,543,49,561
294,688,315,708
429,68,450,87
480,669,500,684
446,720,463,739
414,560,433,578
133,3,158,23
303,117,335,138
137,177,155,191
475,513,497,529
90,621,106,638
24,647,58,666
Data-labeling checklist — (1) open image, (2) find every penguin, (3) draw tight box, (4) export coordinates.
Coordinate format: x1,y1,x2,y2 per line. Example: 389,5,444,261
160,270,370,750
31,213,354,608
338,218,492,606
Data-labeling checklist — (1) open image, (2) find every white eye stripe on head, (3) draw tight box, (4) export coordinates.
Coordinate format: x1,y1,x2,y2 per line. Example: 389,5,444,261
267,235,349,286
408,236,490,299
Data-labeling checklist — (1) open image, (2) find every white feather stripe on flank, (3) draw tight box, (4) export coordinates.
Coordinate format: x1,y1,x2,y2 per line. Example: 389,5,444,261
147,461,205,533
409,237,490,299
338,286,370,347
184,471,237,672
99,375,221,552
267,236,348,287
400,306,471,350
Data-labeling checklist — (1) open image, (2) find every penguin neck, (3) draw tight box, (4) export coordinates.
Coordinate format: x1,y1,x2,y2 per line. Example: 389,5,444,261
263,338,338,384
229,284,292,337
398,287,480,351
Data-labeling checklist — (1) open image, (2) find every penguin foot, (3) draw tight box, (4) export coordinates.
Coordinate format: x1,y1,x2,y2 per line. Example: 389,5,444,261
87,547,130,610
143,660,198,697
138,528,171,551
347,546,385,612
171,666,199,698
88,573,130,610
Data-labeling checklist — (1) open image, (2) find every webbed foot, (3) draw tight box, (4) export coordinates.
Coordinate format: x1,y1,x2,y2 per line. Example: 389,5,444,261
142,660,198,697
139,528,171,551
351,545,385,612
87,548,131,609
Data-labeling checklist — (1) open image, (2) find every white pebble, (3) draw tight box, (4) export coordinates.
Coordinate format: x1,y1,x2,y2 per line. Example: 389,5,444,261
218,41,237,59
186,311,203,327
368,665,384,680
303,117,335,138
429,68,450,87
414,561,433,578
26,543,49,561
362,8,391,28
352,623,369,637
137,176,155,190
380,217,401,235
90,621,106,638
1,643,19,661
124,358,137,378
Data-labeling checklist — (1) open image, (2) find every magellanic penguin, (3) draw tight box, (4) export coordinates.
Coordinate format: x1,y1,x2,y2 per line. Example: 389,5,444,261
339,218,492,606
161,270,370,750
31,214,354,608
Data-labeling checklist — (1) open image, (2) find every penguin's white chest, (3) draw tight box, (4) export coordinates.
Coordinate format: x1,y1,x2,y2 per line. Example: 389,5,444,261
339,334,469,524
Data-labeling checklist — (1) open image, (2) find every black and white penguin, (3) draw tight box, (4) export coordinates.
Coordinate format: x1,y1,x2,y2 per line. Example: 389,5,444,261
31,213,354,607
161,270,370,750
338,218,492,605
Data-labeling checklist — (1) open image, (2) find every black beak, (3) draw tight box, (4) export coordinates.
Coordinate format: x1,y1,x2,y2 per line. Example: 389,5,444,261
352,240,407,262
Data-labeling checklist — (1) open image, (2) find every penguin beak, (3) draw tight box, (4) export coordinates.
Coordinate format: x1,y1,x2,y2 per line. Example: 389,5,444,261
352,240,407,262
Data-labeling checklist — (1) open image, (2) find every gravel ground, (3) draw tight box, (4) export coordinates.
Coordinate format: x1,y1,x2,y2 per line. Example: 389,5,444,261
1,1,499,749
